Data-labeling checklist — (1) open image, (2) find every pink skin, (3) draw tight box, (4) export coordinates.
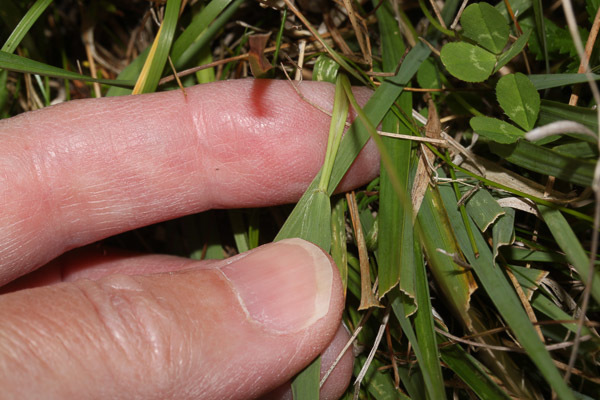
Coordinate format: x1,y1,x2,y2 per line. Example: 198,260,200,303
0,79,378,399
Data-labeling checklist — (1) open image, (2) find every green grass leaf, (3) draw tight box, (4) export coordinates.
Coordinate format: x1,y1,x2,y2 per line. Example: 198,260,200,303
132,0,181,94
0,50,135,88
492,208,515,261
440,42,496,82
374,0,415,300
418,187,476,327
291,356,320,400
465,188,505,232
494,29,532,73
330,196,348,296
460,2,509,54
170,0,233,68
529,72,600,90
470,115,526,143
539,206,600,305
496,73,540,131
413,243,446,400
490,140,595,186
1,0,52,54
539,99,598,138
438,184,577,400
440,344,512,400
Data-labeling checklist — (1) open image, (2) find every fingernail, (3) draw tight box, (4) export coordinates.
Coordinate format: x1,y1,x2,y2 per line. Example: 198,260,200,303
219,238,333,333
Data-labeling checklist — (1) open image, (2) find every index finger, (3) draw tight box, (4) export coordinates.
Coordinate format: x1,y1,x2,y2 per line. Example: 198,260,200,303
0,79,378,285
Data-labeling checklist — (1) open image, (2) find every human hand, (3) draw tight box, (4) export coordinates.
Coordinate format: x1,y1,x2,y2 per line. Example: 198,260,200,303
0,79,379,399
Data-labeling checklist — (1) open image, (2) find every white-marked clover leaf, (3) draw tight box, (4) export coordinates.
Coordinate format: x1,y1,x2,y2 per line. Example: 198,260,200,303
460,3,509,54
496,73,541,131
470,116,526,144
440,42,496,82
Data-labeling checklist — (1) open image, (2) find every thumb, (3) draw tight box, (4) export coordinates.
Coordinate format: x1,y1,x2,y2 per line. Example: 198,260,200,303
0,239,344,400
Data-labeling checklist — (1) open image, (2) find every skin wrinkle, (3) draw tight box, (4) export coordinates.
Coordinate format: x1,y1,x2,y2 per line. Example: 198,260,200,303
0,79,364,398
0,77,377,286
73,276,186,397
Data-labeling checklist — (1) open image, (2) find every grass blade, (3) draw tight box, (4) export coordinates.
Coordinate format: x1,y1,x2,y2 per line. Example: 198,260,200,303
291,357,320,400
539,206,600,304
0,50,134,88
170,0,233,67
440,344,511,400
132,0,181,94
438,183,577,400
490,140,595,186
413,243,446,399
374,0,416,301
1,0,52,53
276,43,430,242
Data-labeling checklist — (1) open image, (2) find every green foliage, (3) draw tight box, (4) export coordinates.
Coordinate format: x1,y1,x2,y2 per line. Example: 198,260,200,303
460,3,509,54
313,55,339,83
496,73,540,131
440,42,496,82
470,73,540,143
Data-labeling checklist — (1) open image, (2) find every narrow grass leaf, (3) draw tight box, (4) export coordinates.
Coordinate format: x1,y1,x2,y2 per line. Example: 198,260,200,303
440,42,496,82
319,74,349,191
492,208,515,261
330,196,348,296
228,210,249,253
440,344,511,400
529,73,600,90
374,0,415,300
531,0,549,72
0,50,135,88
285,75,351,397
438,184,577,400
464,188,505,232
132,0,181,94
470,116,526,143
553,141,598,158
106,50,149,96
539,99,598,139
539,206,600,304
247,210,259,250
490,140,595,186
170,0,233,67
460,3,509,54
390,290,441,400
531,292,595,337
291,356,320,400
413,243,446,400
1,0,52,53
418,187,477,327
496,73,540,131
494,29,532,73
502,247,568,263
